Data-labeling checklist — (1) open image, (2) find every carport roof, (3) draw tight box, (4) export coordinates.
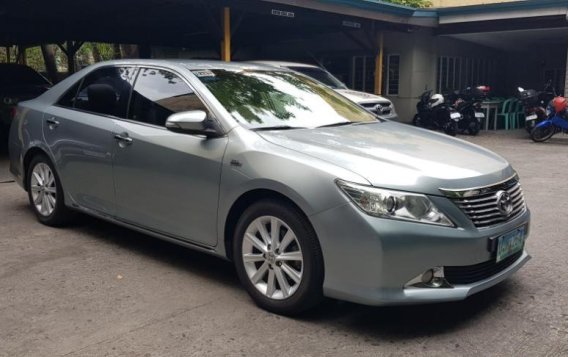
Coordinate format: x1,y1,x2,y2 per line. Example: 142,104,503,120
0,0,567,46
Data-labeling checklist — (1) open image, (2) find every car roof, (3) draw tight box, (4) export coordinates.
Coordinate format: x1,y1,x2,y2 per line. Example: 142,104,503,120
85,59,292,72
247,61,321,69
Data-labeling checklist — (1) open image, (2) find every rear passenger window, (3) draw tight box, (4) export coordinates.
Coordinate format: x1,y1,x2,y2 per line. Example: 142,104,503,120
74,66,135,118
128,68,207,127
57,81,81,108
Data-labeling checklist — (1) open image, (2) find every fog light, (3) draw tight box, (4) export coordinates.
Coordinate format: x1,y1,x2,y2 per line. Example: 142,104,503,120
421,266,446,287
421,269,434,284
405,266,451,289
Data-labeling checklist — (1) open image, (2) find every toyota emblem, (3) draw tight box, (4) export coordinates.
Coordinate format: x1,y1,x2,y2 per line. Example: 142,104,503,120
496,190,513,217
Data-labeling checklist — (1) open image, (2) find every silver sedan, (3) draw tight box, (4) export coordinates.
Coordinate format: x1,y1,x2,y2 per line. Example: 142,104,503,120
9,60,531,315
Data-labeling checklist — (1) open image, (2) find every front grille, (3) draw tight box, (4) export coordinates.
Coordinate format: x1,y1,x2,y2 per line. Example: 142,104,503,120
446,177,526,228
361,101,392,115
444,250,523,285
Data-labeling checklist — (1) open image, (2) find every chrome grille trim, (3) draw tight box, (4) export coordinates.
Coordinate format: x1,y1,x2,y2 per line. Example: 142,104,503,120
443,178,527,229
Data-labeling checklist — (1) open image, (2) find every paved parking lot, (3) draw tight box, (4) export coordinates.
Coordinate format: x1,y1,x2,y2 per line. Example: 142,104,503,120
1,130,567,357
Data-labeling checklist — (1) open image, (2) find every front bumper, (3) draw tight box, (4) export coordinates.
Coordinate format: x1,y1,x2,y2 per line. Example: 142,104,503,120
309,200,531,306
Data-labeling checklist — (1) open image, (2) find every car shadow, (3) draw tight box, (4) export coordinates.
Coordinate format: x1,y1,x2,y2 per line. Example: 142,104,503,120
298,282,514,339
14,203,516,339
49,211,241,289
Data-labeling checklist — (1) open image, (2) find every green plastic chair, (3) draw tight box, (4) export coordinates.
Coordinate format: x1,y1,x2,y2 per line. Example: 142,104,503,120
512,100,525,129
496,98,516,130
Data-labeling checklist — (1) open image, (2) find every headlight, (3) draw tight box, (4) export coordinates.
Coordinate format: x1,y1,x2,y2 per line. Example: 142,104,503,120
337,180,454,227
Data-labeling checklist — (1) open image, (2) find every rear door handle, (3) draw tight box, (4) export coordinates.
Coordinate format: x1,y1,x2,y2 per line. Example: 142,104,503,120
114,133,133,146
46,117,60,128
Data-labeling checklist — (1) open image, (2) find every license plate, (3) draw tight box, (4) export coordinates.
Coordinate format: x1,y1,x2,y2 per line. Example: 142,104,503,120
496,226,526,263
450,112,461,120
526,114,538,121
475,112,485,118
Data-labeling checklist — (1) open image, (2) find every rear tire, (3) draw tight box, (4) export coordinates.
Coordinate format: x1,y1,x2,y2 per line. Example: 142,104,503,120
412,115,423,127
525,120,536,134
233,199,324,315
531,126,555,143
467,120,481,136
26,154,74,226
444,122,457,136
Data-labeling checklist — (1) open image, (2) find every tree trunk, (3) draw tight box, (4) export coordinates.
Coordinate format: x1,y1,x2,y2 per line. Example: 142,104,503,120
113,44,122,59
120,44,139,59
41,44,58,83
67,54,76,74
92,44,103,63
17,46,27,65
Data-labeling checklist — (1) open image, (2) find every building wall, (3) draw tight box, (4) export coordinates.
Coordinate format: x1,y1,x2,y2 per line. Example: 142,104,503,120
432,0,518,7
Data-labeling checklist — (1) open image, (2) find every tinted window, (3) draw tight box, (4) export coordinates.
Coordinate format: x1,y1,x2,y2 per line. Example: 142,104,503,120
57,81,81,108
0,64,51,86
129,68,207,127
74,66,135,117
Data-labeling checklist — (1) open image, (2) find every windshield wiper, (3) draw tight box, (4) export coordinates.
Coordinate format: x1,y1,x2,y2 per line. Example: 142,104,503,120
317,122,353,128
253,125,306,131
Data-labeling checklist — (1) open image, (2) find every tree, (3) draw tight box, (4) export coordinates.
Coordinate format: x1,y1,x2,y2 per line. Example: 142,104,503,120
382,0,432,8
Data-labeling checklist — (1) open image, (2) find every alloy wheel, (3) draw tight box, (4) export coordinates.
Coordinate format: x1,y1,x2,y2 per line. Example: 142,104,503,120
30,162,57,216
241,216,304,300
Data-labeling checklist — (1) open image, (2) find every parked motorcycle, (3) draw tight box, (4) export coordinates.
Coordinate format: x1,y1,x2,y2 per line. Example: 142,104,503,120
413,90,460,136
531,96,568,142
448,85,490,136
518,81,556,133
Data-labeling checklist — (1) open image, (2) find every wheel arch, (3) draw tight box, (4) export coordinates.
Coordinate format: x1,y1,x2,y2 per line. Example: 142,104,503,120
223,188,313,262
22,146,52,191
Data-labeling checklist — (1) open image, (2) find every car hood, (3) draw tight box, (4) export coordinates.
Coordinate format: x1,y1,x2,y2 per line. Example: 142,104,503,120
258,122,513,195
335,89,391,104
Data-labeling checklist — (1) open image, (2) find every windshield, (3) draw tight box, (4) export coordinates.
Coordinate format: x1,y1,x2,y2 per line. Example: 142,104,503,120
288,66,347,89
194,69,376,129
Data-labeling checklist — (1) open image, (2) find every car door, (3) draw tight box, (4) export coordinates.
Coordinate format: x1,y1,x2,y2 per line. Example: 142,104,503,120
43,66,136,216
112,67,228,247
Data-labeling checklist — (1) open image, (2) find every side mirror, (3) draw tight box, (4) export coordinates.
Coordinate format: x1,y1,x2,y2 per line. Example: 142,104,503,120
165,110,222,138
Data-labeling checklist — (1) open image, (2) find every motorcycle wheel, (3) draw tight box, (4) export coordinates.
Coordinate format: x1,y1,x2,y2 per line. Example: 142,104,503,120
531,126,555,143
525,121,535,134
412,115,423,127
467,120,481,136
444,122,457,136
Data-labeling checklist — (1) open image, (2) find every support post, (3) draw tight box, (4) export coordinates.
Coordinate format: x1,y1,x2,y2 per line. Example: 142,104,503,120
5,46,10,63
221,7,231,62
374,32,384,95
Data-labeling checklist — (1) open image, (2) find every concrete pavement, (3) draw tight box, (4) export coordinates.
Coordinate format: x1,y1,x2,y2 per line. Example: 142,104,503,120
1,130,567,356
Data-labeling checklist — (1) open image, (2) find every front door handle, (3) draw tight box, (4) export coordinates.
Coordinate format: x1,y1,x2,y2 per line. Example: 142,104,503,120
46,117,60,129
114,133,133,146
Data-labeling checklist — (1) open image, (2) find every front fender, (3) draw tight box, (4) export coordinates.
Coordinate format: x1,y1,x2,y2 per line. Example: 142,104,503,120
535,119,553,129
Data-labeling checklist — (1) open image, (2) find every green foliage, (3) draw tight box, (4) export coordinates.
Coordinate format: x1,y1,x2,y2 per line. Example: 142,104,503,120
382,0,432,8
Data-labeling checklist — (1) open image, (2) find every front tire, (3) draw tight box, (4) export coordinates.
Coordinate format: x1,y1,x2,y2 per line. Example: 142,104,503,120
531,125,555,142
27,154,74,226
233,199,324,315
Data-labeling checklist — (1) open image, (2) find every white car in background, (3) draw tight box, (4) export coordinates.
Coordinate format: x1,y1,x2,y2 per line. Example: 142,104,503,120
250,61,398,120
